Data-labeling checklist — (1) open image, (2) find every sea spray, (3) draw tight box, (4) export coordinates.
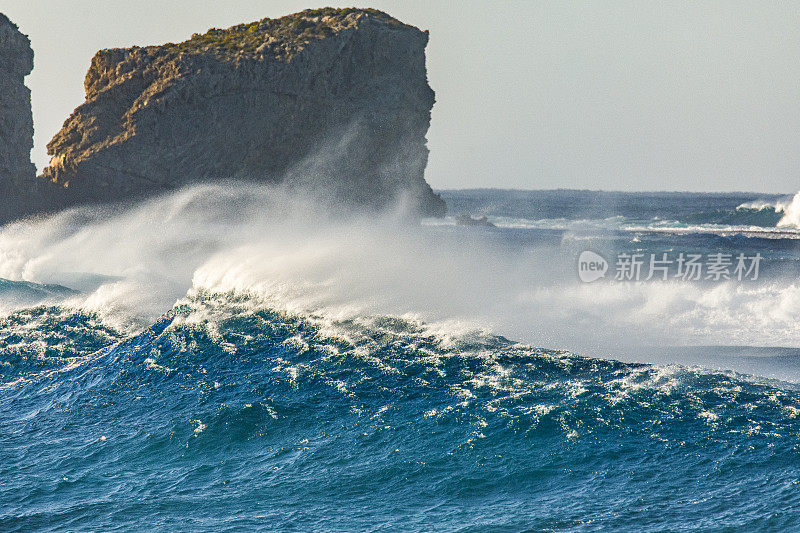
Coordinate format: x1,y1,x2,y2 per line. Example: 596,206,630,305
0,185,800,361
3,188,800,530
778,191,800,228
736,189,800,229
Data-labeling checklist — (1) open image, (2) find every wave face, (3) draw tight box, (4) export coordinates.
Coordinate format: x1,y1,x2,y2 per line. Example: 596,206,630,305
684,206,784,227
3,292,800,531
4,185,800,530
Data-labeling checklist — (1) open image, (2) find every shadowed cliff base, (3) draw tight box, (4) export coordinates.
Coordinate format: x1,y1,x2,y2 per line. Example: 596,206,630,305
28,7,444,219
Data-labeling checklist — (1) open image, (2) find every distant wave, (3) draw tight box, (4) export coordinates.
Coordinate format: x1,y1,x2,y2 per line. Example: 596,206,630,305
0,279,77,313
429,214,800,238
737,193,796,212
684,206,783,228
738,190,800,228
440,189,800,233
777,191,800,228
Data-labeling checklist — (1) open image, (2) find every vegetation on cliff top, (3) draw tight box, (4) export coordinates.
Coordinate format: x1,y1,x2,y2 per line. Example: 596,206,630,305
162,8,407,57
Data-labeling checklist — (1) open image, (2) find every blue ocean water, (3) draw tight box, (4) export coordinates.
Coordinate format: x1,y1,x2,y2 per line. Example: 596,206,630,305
2,187,800,531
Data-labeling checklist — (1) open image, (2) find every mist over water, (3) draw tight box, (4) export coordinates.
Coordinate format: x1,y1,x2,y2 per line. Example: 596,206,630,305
4,186,800,531
1,184,800,370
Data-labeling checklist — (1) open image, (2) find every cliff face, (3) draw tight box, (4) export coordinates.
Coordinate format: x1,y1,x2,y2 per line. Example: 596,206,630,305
41,8,445,216
0,14,36,220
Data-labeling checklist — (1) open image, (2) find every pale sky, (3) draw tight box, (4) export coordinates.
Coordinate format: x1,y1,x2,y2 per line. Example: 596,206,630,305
3,1,799,192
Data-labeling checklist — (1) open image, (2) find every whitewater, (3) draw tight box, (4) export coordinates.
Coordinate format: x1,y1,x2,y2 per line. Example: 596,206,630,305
3,185,800,531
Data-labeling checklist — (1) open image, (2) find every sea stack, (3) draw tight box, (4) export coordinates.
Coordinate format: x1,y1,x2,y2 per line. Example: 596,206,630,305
40,8,445,216
0,14,36,221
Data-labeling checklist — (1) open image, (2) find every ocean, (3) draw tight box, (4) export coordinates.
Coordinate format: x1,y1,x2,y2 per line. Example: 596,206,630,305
2,186,800,531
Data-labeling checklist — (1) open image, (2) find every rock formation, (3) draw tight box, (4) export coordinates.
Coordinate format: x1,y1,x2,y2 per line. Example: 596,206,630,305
0,14,36,221
40,8,445,216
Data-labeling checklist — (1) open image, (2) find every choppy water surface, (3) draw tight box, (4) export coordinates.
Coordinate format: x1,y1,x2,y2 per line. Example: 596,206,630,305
3,186,800,531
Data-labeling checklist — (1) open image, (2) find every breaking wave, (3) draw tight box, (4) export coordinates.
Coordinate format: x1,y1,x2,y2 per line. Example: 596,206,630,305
3,287,800,531
738,190,800,228
3,184,800,530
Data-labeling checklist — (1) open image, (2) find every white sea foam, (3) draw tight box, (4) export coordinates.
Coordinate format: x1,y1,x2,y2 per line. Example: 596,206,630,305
776,191,800,228
737,190,800,229
737,197,792,211
0,183,799,370
444,214,800,238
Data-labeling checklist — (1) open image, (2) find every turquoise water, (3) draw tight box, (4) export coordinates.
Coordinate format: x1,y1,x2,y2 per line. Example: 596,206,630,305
3,187,800,531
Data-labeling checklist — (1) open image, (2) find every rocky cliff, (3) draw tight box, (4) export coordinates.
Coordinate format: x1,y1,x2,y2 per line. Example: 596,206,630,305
0,14,36,221
40,8,445,216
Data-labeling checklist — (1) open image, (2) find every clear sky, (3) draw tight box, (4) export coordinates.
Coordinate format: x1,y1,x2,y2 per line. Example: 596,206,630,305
3,1,799,192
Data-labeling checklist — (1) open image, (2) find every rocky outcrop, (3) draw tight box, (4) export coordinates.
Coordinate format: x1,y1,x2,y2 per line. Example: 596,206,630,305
40,8,445,216
0,14,36,221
